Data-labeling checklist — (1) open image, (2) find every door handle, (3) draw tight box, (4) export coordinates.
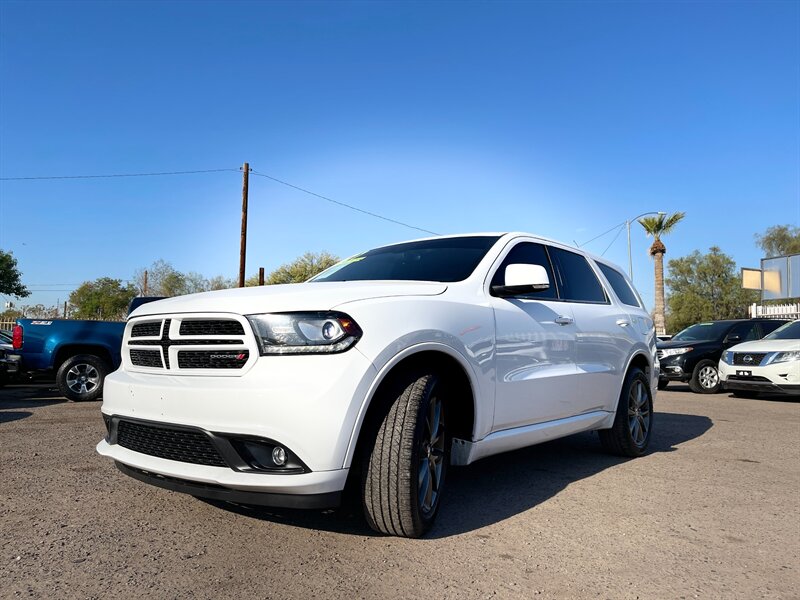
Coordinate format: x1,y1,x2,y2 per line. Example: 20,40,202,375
555,316,574,325
616,319,631,327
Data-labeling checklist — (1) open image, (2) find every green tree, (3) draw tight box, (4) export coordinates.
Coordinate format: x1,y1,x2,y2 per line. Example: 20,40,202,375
134,259,187,297
264,252,339,285
638,212,685,335
0,249,30,298
665,246,758,333
68,277,137,320
754,225,800,257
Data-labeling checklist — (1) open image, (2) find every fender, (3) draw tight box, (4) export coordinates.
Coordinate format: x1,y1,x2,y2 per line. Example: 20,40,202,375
602,347,656,428
342,341,483,468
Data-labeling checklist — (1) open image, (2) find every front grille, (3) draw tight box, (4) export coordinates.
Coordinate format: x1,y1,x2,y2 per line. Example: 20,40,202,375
129,349,163,368
117,420,227,467
179,320,245,336
732,353,768,366
177,350,249,369
131,321,162,337
126,315,250,373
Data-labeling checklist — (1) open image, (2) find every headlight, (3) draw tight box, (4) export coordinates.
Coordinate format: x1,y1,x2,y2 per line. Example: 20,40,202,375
246,312,363,355
722,351,733,364
769,351,800,365
660,347,693,358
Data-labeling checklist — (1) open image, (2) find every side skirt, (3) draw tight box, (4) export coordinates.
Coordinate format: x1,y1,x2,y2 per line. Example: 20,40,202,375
451,410,613,466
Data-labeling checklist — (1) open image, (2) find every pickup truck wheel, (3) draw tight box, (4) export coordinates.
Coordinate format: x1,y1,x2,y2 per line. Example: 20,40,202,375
362,372,448,538
599,368,653,457
689,359,721,394
57,354,108,402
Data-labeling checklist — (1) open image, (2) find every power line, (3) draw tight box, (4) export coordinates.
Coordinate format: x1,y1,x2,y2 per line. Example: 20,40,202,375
577,220,626,248
0,168,239,181
601,223,626,256
249,169,439,236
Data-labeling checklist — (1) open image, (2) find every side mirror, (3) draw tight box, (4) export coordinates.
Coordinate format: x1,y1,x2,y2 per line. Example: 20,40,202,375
491,264,550,297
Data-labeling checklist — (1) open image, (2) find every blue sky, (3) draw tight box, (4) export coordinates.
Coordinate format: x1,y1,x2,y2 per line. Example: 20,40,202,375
1,0,798,311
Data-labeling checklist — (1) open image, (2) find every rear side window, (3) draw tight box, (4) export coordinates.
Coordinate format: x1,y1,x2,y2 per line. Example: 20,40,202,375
726,321,758,342
490,242,558,300
760,320,788,336
597,263,641,307
548,247,608,303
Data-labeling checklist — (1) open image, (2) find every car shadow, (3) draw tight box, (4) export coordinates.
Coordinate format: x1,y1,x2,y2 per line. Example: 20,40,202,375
0,410,33,424
200,411,713,538
0,384,68,412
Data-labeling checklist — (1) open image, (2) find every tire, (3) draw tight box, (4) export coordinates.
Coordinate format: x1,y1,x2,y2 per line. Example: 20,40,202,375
689,359,721,394
362,371,448,538
599,368,653,457
657,378,669,390
56,354,109,402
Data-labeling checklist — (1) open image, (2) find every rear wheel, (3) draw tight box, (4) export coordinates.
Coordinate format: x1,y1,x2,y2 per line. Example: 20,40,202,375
362,371,448,538
689,359,721,394
56,354,109,402
599,368,653,457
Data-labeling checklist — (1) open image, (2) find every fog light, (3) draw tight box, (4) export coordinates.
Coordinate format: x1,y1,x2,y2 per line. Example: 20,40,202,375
272,446,287,466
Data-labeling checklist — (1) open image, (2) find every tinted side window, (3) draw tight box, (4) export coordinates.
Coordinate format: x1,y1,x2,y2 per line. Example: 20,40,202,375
727,321,758,342
759,320,787,336
490,242,558,300
597,263,641,307
549,247,608,303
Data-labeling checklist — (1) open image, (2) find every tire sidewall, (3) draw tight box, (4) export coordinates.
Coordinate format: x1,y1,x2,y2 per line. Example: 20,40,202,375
409,375,448,532
57,354,108,402
626,370,653,454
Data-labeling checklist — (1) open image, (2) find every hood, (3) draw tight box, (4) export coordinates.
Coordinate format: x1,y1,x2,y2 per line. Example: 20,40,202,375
727,338,800,353
129,281,448,318
656,339,715,350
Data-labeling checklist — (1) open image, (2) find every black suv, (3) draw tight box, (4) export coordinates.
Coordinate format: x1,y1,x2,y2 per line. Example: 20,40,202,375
658,319,788,394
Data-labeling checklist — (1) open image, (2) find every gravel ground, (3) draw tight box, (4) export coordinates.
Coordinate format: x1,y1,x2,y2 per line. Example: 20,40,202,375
1,383,798,599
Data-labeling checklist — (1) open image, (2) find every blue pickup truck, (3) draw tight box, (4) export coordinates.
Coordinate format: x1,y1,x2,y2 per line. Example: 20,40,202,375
12,319,125,401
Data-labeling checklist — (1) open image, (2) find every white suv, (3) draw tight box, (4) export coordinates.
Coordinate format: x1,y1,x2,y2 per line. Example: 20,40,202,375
97,233,657,537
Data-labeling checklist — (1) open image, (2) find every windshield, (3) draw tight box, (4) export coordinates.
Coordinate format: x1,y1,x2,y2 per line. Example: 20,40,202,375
765,320,800,340
671,322,732,342
311,236,501,283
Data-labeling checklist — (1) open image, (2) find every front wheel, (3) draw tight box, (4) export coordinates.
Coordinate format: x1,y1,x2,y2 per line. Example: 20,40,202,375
362,371,448,538
599,368,653,457
56,354,109,402
689,359,721,394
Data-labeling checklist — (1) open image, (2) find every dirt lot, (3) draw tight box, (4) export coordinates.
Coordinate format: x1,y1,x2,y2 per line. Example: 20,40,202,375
1,383,798,599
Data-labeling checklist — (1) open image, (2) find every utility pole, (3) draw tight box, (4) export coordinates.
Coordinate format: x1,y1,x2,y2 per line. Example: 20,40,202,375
258,267,265,286
239,162,250,287
143,270,148,295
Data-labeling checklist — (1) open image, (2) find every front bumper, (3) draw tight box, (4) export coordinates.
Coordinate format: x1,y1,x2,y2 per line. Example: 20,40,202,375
718,360,800,396
659,358,688,381
98,348,377,499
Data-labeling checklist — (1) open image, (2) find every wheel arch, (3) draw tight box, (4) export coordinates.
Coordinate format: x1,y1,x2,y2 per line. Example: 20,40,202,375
343,343,479,469
609,350,654,416
53,344,113,372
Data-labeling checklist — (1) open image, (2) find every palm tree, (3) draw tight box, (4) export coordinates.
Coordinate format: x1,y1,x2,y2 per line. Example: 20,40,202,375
638,212,685,335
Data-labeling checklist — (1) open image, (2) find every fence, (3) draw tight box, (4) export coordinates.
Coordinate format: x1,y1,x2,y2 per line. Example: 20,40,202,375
749,303,800,320
1,320,16,331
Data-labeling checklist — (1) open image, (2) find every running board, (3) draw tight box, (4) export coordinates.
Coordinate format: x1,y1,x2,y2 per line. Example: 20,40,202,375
450,410,613,466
